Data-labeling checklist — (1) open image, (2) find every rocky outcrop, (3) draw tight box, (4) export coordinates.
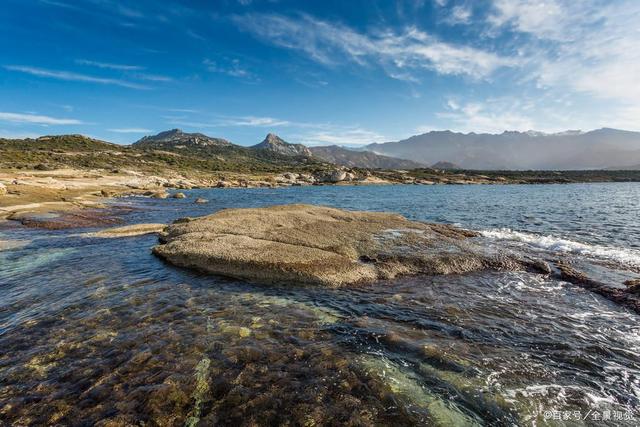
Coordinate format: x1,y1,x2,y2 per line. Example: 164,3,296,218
251,134,313,157
314,169,356,183
153,205,544,287
0,182,7,196
84,223,166,238
133,129,231,148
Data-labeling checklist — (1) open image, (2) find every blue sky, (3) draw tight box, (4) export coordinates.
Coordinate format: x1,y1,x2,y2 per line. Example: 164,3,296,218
1,0,639,145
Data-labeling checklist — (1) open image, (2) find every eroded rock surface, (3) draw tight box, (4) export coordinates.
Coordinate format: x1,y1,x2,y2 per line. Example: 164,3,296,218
84,223,166,238
153,204,542,287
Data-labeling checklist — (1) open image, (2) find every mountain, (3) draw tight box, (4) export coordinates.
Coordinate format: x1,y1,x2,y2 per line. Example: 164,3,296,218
431,161,462,170
365,128,640,170
133,129,231,149
309,145,424,169
251,133,312,157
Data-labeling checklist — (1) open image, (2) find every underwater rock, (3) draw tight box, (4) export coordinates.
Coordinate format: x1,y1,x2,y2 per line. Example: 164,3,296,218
7,207,135,230
624,278,640,293
153,204,543,287
555,260,640,314
194,198,208,204
83,223,166,238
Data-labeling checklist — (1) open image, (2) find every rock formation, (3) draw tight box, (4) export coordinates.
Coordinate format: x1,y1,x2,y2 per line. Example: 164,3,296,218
153,204,544,287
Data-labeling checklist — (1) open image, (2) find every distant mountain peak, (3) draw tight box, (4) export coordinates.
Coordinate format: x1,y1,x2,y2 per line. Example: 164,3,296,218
261,133,286,145
252,133,312,157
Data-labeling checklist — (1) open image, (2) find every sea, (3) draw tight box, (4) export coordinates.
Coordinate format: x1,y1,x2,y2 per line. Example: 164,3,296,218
1,182,639,426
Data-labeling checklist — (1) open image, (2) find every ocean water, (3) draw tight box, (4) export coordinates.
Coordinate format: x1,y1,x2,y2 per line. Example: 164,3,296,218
1,182,639,426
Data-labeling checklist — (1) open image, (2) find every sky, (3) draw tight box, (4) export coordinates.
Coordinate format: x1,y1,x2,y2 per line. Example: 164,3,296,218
1,0,639,146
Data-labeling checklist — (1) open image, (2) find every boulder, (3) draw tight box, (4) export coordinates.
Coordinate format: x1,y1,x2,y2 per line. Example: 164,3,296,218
151,190,169,199
0,182,7,196
153,204,542,287
194,198,209,204
171,192,186,199
624,278,640,293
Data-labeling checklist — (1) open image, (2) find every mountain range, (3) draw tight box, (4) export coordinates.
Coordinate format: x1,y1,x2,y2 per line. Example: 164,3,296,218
365,128,640,170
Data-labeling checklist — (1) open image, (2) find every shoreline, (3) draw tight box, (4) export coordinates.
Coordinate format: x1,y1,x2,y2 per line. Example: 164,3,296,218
2,167,640,222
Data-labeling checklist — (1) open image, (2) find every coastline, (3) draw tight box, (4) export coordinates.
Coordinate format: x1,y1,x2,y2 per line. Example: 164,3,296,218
2,167,640,222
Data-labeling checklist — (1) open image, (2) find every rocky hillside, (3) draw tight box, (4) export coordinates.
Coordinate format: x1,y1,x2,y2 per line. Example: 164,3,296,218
133,129,231,149
309,145,424,169
431,161,462,170
365,128,640,170
251,133,312,157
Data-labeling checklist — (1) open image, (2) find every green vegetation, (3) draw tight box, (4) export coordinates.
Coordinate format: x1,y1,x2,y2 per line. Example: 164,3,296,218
0,135,327,176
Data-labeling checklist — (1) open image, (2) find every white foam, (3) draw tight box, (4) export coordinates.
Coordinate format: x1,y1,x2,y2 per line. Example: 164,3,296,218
481,228,640,268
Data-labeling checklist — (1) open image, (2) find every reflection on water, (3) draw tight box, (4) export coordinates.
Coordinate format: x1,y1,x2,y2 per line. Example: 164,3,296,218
1,183,640,425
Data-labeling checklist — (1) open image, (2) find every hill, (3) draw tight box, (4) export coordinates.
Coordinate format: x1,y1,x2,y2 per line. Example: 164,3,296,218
431,161,462,170
250,133,313,157
309,145,424,169
365,128,640,170
0,132,323,175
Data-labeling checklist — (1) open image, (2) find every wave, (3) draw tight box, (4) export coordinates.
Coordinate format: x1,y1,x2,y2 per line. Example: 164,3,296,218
481,228,640,268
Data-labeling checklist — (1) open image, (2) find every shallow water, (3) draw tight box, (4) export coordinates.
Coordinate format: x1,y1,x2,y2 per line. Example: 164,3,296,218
1,183,639,426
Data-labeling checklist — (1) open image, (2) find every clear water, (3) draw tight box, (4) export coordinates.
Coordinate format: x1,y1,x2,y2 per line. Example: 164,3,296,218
1,183,639,426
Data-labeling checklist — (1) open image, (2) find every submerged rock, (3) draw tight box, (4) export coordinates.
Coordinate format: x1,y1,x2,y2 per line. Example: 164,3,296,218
172,192,186,199
194,198,208,204
153,204,542,287
83,223,166,238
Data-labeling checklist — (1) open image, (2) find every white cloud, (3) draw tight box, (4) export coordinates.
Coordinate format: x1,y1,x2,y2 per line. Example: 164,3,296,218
489,0,569,40
234,13,515,80
108,128,152,133
486,0,640,129
447,5,472,25
0,112,83,125
75,59,144,71
436,98,536,133
297,128,386,146
5,65,149,89
490,0,640,103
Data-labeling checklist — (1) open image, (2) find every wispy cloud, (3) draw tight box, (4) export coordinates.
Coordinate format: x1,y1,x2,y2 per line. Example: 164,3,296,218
5,65,149,89
435,97,535,133
233,13,515,80
75,59,144,71
446,5,472,25
108,128,152,133
218,116,290,127
297,127,386,146
131,73,172,82
0,112,83,125
203,58,257,81
489,0,640,105
166,115,290,129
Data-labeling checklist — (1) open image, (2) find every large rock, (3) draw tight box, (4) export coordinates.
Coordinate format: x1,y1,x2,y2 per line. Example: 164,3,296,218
0,182,6,196
153,204,541,287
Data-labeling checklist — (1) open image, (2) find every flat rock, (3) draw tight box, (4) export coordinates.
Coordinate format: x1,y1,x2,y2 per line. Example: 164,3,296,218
153,204,540,287
84,223,166,238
